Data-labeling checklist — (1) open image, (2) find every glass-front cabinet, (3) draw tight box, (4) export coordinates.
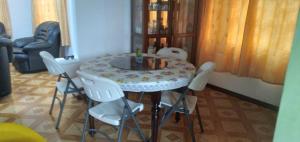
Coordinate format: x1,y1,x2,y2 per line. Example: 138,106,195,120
131,0,199,63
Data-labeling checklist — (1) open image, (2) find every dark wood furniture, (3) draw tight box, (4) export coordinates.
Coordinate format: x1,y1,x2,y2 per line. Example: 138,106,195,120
131,0,199,63
110,56,168,70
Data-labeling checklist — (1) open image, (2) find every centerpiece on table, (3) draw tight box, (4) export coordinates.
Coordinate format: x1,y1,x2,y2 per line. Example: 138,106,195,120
135,48,143,64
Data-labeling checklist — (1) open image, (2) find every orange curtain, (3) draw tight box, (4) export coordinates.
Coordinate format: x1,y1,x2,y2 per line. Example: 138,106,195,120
32,0,70,46
196,0,300,84
56,0,70,47
32,0,58,27
0,0,12,35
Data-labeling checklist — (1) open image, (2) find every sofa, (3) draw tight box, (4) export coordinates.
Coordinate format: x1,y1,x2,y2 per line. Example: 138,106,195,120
0,45,11,97
0,22,12,62
13,21,61,73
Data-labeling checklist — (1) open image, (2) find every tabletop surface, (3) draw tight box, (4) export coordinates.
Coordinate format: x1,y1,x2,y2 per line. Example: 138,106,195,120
79,53,196,92
110,56,168,71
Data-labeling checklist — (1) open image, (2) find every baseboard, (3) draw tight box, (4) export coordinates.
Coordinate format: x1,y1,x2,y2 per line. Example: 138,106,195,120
207,84,279,111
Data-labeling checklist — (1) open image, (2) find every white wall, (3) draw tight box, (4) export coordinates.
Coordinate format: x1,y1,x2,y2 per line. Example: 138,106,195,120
209,72,283,106
72,0,131,60
7,0,33,40
65,0,78,57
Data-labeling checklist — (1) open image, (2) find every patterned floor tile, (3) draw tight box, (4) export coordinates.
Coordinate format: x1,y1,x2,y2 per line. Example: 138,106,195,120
199,119,216,131
0,104,26,114
34,120,58,133
0,117,9,122
213,99,234,108
16,95,42,104
64,122,83,136
13,118,36,127
227,137,253,142
160,130,184,142
24,106,49,116
198,107,211,117
32,87,54,95
127,128,151,141
221,121,247,133
244,111,273,122
0,65,277,142
217,109,240,119
197,134,222,142
25,79,47,86
252,124,275,136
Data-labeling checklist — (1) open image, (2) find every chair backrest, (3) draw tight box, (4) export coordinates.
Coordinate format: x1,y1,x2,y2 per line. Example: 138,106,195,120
188,61,216,91
34,21,60,45
200,61,216,73
77,70,125,102
0,22,5,35
39,51,65,75
157,47,188,61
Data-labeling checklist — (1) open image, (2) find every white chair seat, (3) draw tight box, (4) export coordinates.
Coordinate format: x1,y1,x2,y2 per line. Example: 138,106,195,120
56,77,83,93
160,91,197,114
89,99,144,126
55,58,80,78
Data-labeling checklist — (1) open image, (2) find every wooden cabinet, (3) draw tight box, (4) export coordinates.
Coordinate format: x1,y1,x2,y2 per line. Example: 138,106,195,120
131,0,199,62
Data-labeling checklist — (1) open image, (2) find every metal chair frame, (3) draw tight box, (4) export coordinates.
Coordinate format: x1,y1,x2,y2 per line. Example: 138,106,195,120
160,89,198,142
40,51,84,129
49,72,84,129
159,62,216,141
78,71,147,142
81,97,147,142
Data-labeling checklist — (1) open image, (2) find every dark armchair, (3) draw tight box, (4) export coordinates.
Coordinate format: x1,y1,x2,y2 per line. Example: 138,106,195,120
0,22,12,62
13,21,61,73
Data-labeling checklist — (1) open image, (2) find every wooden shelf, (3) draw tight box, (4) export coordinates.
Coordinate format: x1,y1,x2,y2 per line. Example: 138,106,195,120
147,34,170,38
131,0,199,63
173,33,195,37
148,9,169,12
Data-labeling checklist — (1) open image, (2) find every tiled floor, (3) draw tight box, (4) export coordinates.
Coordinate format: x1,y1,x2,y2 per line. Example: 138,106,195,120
0,65,277,142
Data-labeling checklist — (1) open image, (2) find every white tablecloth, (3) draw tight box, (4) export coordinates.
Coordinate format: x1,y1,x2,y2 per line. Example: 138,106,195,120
79,53,196,92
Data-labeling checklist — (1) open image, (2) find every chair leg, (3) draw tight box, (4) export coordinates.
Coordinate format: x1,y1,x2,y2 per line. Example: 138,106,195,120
130,111,147,142
138,92,144,103
55,93,67,129
195,103,204,133
173,87,186,123
49,87,58,114
184,111,196,142
160,106,178,127
81,108,89,142
182,98,196,142
192,91,204,133
117,109,126,142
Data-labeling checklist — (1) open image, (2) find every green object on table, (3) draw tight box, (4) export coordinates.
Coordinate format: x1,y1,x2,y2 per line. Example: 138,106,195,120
135,48,143,64
135,48,142,57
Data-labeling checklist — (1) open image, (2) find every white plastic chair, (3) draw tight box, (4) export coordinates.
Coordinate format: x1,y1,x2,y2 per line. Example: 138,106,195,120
77,71,146,142
159,61,216,142
136,47,188,103
157,47,188,61
39,51,83,129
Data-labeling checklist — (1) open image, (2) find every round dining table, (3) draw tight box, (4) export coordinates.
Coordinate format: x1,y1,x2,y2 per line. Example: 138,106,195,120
79,53,196,142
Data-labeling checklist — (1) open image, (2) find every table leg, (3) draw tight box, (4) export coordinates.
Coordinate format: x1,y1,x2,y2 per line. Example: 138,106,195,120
151,92,161,142
124,91,129,99
175,112,180,123
174,87,186,123
89,101,95,136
